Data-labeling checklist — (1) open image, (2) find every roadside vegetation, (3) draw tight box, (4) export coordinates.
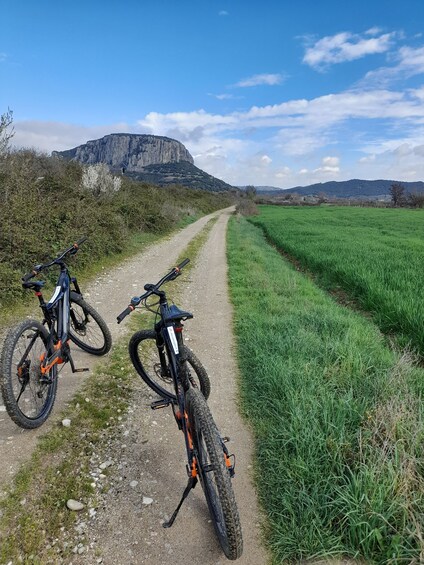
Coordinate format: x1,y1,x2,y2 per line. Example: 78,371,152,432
227,217,424,563
250,205,424,358
0,147,231,312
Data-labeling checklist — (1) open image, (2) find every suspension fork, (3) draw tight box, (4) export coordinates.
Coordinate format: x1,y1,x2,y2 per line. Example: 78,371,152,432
155,331,168,368
71,276,82,296
174,322,192,391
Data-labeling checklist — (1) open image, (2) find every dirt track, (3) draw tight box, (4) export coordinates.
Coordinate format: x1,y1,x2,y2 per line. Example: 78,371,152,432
0,208,268,564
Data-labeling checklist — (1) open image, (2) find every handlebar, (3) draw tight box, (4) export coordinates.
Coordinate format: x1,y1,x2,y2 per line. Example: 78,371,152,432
21,238,87,283
116,258,190,324
117,305,135,324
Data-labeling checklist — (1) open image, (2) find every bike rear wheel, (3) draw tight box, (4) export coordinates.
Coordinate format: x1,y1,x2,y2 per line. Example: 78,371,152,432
0,319,58,429
69,296,112,356
129,330,211,401
186,387,243,560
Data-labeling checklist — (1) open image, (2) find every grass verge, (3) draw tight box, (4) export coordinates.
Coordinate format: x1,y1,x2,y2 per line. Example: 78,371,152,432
227,217,424,564
0,215,218,563
0,340,136,563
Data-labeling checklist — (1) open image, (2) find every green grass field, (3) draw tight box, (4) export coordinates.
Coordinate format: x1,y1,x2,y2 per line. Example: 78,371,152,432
249,205,424,357
227,216,424,563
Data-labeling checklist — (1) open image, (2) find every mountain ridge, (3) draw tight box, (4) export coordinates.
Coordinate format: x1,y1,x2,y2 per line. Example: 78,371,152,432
256,179,424,198
53,133,235,192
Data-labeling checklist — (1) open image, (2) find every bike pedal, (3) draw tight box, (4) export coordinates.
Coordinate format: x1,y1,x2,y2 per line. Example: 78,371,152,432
73,367,89,373
39,377,53,385
151,398,172,410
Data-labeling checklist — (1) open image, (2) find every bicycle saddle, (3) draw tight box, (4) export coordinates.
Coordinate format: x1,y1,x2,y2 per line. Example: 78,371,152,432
164,304,193,322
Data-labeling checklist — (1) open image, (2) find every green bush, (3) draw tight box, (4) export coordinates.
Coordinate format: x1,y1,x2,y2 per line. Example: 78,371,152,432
0,149,231,306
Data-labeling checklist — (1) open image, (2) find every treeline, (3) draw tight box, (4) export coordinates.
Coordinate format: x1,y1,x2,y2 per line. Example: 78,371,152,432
256,182,424,209
0,149,232,305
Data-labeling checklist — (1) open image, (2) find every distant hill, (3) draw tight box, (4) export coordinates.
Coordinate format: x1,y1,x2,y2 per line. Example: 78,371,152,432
125,161,235,192
53,133,235,192
256,179,424,199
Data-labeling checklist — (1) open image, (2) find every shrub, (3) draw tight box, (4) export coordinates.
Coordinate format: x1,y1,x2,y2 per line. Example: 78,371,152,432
0,149,231,306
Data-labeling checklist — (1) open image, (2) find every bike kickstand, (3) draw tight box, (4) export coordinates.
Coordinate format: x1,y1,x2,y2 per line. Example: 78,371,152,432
68,354,89,374
162,475,198,528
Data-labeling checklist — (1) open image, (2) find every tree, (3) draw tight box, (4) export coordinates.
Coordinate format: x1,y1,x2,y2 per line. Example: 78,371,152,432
245,185,257,199
0,108,14,156
317,191,328,204
389,183,405,207
408,191,424,208
81,163,122,196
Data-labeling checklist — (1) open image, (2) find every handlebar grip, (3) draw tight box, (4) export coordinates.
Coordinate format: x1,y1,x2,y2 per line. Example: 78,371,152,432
22,271,36,282
117,305,135,324
176,258,190,271
22,264,42,282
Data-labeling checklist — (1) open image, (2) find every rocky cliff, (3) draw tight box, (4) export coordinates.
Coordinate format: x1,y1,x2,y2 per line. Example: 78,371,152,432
53,133,235,192
53,133,194,172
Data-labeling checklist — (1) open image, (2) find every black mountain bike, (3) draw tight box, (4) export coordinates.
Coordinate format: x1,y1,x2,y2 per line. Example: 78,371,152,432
117,259,243,560
0,238,112,429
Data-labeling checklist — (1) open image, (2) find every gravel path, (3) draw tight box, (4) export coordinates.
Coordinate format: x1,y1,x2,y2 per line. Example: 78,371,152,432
0,210,218,488
0,208,268,564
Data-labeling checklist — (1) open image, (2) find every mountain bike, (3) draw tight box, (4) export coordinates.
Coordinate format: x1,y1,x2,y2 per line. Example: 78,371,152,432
0,238,112,429
117,259,243,560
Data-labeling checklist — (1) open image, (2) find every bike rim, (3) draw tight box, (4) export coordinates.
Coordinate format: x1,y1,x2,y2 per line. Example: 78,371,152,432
70,303,105,350
11,328,54,420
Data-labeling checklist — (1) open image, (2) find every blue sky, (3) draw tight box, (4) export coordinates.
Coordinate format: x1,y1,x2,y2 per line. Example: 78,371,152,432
2,0,424,188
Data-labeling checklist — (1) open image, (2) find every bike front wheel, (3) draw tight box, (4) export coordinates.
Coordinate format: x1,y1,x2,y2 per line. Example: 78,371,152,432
129,330,211,401
69,296,112,356
186,387,243,560
0,319,58,429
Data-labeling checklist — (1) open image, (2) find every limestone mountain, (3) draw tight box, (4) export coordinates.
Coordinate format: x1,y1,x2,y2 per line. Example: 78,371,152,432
53,133,234,192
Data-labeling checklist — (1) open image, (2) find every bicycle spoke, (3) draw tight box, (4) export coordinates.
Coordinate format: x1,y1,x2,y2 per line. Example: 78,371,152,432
1,320,58,428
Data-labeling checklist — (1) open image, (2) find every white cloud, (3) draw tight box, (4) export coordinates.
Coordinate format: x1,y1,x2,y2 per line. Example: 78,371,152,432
218,10,229,16
303,30,396,69
356,140,424,181
234,73,284,87
208,93,239,100
358,154,376,163
361,45,424,86
12,120,130,153
365,27,383,36
313,156,340,174
12,79,424,188
275,166,291,179
322,156,339,167
0,52,7,62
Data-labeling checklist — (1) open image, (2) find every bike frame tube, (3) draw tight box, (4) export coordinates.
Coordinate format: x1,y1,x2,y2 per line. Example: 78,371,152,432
45,270,71,342
37,267,73,373
157,304,194,464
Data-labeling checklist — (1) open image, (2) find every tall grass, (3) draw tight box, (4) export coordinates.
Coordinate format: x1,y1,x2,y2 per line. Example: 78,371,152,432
250,205,424,357
227,217,424,563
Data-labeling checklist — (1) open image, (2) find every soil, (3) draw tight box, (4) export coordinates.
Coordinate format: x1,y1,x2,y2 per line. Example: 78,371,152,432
0,208,269,564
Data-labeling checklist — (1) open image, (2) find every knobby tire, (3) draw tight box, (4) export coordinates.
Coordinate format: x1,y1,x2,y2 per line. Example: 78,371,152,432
69,296,112,356
129,329,211,401
186,387,243,560
0,319,58,429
